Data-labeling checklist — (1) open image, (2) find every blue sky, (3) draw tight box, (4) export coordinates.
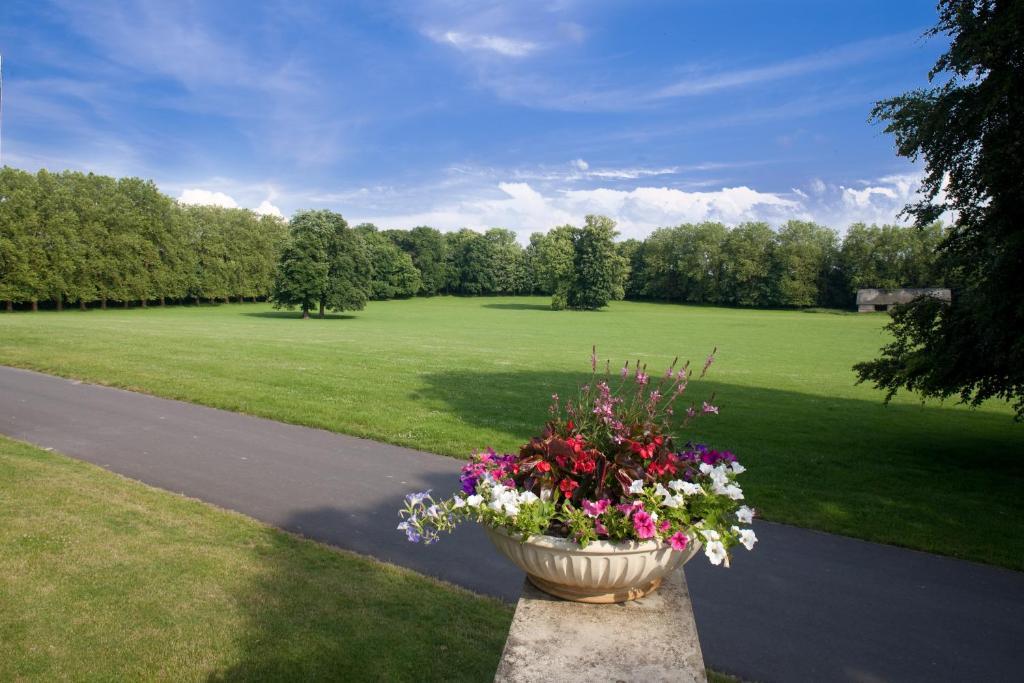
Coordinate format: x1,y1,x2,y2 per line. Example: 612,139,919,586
0,1,946,240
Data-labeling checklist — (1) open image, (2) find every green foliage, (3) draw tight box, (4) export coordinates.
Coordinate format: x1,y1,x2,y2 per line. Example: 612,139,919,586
721,222,775,306
855,0,1024,418
356,225,422,300
272,210,371,317
384,226,447,295
524,226,576,297
442,228,527,296
565,215,628,310
0,168,284,308
770,221,839,308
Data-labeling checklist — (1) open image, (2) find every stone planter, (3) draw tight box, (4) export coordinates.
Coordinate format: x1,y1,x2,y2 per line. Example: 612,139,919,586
484,525,701,603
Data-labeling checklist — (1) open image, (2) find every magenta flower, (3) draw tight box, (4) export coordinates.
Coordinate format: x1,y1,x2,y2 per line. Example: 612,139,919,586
595,519,608,535
669,532,689,551
632,510,656,539
582,498,610,518
702,401,719,415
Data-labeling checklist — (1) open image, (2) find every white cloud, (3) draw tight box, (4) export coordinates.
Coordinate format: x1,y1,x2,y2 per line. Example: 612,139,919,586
428,30,539,57
178,188,239,208
355,181,800,242
572,158,589,171
255,200,284,218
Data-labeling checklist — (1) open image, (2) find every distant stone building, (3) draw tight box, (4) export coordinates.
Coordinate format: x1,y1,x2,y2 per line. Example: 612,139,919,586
856,288,952,313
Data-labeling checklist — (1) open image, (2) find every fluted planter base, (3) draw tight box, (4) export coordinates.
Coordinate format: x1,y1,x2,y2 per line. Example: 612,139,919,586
484,525,700,604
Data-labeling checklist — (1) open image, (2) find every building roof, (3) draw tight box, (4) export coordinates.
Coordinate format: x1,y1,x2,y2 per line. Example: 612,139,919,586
856,288,952,306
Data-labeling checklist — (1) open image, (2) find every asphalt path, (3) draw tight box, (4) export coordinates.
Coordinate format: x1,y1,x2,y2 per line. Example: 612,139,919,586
1,365,1021,682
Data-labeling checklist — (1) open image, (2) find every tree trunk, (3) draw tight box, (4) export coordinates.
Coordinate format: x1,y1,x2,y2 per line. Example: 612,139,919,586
80,300,87,311
124,300,130,309
319,301,325,318
193,296,199,306
31,300,38,312
6,300,13,312
224,296,230,304
302,303,310,319
160,297,166,306
141,299,147,308
101,299,108,310
56,299,63,312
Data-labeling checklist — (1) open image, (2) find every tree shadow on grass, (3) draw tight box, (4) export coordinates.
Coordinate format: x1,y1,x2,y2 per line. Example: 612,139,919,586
411,367,1024,568
480,303,555,312
242,311,358,321
205,469,518,681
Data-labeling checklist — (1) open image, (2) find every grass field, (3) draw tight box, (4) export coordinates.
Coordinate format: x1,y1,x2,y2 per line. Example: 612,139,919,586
1,297,1021,569
0,435,511,681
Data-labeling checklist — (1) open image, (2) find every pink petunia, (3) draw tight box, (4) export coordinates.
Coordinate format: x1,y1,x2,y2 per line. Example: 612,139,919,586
669,532,689,551
632,510,656,539
582,498,610,518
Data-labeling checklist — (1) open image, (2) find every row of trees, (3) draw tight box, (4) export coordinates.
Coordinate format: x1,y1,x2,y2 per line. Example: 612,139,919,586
0,168,286,310
623,220,945,309
1,166,946,313
269,210,945,315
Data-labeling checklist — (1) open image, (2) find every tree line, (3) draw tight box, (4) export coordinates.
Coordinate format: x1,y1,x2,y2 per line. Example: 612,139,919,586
1,166,947,313
0,168,286,310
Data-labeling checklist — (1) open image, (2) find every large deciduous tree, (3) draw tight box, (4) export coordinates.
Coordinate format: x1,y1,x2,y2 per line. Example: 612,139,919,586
854,0,1024,418
272,210,370,318
563,215,628,311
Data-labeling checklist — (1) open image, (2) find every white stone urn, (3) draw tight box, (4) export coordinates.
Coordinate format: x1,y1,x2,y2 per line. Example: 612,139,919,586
484,525,701,603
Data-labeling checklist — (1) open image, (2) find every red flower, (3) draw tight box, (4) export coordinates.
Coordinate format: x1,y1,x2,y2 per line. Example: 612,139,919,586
535,461,551,473
646,459,677,477
567,420,575,431
565,436,586,454
559,478,579,496
573,452,597,475
629,440,657,459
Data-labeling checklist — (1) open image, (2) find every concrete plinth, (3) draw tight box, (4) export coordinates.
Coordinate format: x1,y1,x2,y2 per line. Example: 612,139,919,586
494,569,706,682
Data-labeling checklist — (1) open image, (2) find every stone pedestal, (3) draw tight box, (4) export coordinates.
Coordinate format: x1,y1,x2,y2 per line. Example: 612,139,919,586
494,569,706,682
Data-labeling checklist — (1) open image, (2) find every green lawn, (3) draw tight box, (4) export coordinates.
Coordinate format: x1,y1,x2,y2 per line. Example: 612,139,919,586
1,297,1021,569
0,435,511,681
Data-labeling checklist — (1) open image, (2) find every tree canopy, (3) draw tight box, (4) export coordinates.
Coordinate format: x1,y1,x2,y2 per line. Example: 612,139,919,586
271,210,370,318
854,0,1024,418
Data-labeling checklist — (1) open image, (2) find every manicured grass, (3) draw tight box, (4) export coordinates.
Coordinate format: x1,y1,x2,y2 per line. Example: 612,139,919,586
0,436,511,681
1,297,1021,569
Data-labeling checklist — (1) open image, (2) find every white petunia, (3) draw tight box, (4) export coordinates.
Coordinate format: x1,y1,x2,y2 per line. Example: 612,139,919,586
704,540,728,566
722,484,744,500
629,479,645,494
680,482,703,496
699,463,714,475
731,462,746,475
736,527,757,550
736,505,754,524
452,497,466,509
700,529,721,542
668,479,686,492
518,490,539,505
709,465,730,488
654,483,672,498
397,521,409,531
466,494,484,507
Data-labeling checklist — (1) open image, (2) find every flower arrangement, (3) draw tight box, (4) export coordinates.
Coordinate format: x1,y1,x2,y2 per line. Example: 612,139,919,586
398,348,757,568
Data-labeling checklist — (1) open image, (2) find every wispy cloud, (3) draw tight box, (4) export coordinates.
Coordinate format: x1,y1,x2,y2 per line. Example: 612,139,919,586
426,29,539,57
652,31,921,99
469,29,923,112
